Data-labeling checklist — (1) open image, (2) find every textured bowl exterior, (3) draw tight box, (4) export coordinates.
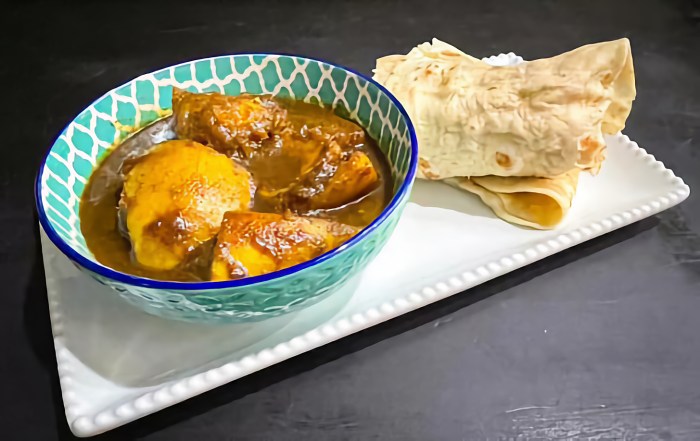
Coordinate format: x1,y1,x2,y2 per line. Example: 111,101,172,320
36,54,417,323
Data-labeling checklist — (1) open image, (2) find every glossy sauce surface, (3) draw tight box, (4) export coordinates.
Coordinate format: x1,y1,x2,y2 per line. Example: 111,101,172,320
79,97,391,282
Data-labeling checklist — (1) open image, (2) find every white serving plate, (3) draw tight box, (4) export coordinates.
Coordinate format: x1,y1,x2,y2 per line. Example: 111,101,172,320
42,54,690,437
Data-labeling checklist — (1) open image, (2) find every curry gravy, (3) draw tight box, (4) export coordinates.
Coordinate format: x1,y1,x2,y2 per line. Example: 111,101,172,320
80,97,391,282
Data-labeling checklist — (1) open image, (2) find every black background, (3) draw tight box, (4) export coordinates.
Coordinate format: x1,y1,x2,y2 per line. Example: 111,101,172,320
3,1,700,439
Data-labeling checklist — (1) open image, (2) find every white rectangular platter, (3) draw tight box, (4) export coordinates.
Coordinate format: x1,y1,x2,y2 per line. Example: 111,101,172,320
42,129,690,437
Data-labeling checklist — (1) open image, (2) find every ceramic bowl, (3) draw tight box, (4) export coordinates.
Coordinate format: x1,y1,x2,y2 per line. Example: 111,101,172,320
35,54,417,324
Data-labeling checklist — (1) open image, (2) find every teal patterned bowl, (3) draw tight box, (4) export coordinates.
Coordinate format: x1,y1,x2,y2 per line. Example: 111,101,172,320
35,54,417,324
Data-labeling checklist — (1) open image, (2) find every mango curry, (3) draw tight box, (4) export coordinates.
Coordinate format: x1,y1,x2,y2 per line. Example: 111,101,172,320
80,89,390,282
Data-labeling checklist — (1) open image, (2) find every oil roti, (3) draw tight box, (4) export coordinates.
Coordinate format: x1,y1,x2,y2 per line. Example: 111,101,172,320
373,38,635,179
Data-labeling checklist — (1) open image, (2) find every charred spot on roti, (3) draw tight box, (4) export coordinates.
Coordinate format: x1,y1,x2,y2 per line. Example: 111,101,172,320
419,157,440,179
602,72,614,86
495,152,513,169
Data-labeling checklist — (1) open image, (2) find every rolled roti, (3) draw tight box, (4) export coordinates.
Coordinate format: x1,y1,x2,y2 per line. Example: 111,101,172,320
447,169,580,229
374,38,635,179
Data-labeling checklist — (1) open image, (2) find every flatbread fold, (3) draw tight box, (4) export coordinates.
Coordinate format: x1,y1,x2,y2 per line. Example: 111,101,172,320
447,169,580,229
374,38,635,179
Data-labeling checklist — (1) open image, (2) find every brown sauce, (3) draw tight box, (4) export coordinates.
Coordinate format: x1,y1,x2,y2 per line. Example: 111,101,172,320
80,96,391,282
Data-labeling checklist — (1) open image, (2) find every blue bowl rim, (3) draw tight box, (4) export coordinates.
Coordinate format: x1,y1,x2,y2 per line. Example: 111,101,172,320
35,52,418,291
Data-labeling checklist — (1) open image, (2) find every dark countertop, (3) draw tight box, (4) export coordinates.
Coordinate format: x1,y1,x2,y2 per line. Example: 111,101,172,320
3,1,700,439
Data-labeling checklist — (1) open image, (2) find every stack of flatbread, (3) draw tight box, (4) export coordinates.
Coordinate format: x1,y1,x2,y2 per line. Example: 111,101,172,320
373,38,636,229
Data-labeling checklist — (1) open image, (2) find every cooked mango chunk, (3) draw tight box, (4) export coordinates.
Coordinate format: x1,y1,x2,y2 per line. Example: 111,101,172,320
309,151,379,209
172,88,288,159
121,140,252,270
210,211,358,280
